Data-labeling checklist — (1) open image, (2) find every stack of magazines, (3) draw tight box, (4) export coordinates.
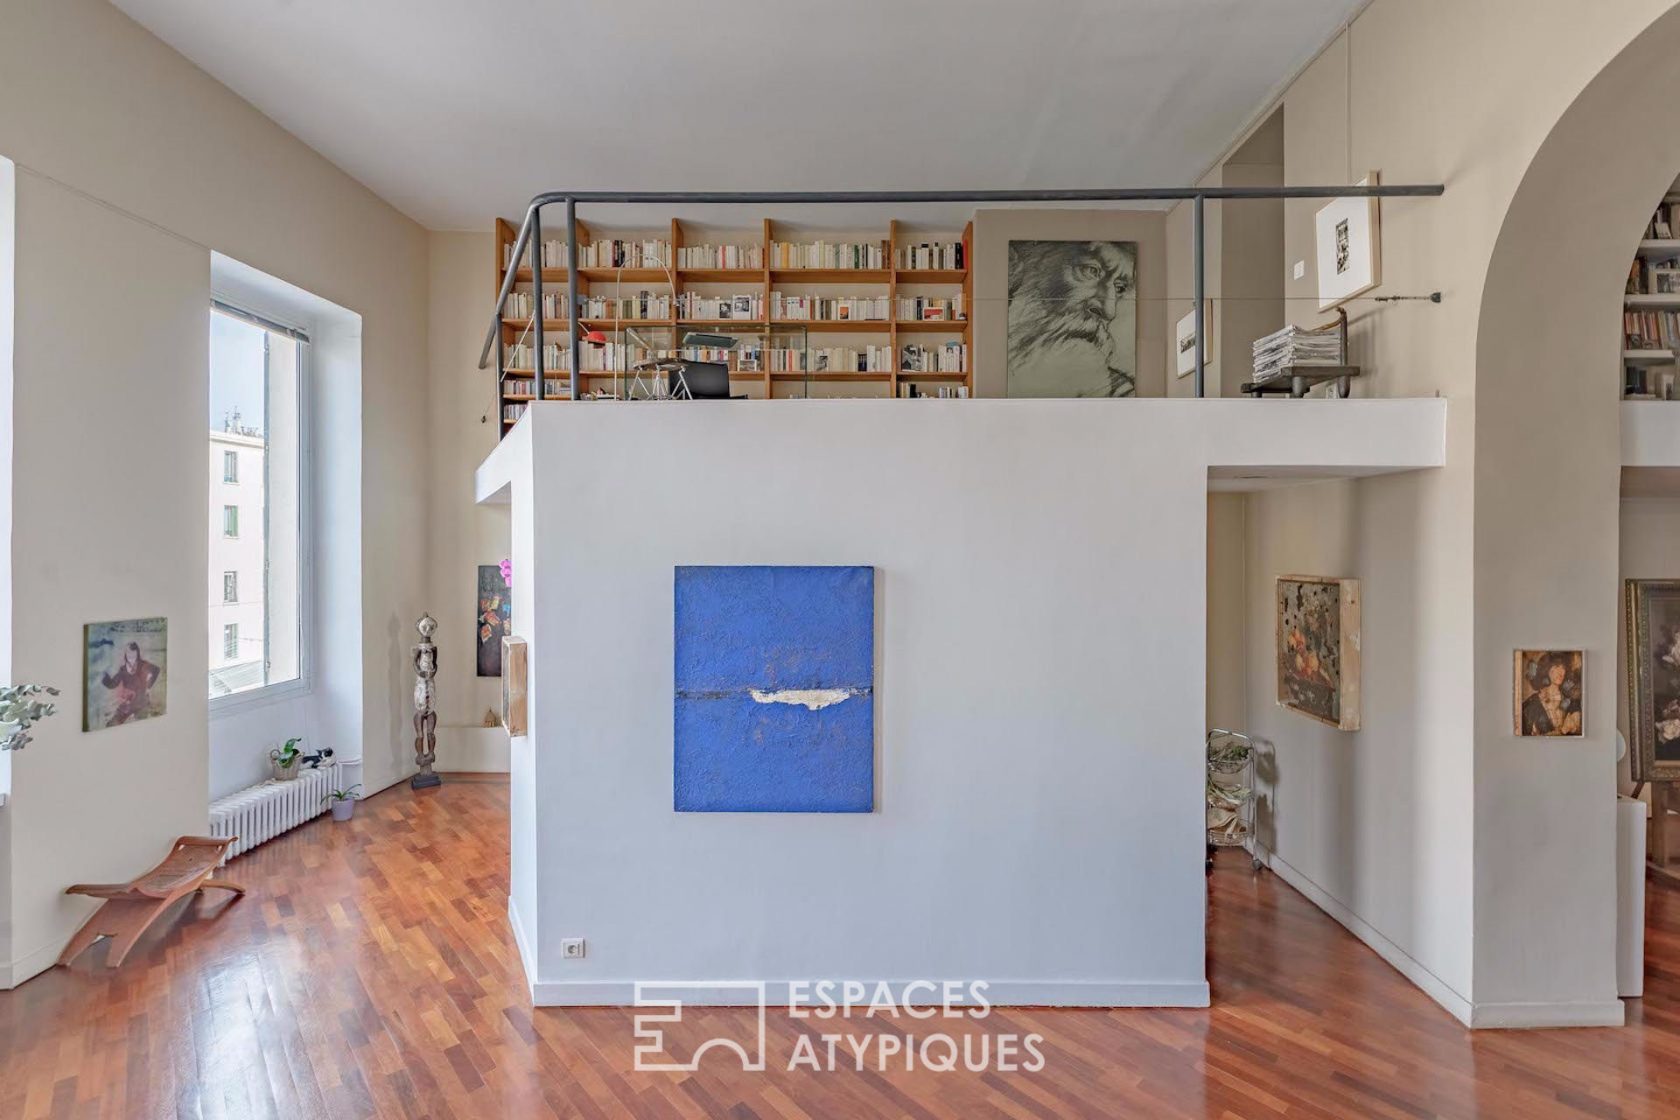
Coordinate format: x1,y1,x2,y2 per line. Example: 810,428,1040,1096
1251,323,1343,385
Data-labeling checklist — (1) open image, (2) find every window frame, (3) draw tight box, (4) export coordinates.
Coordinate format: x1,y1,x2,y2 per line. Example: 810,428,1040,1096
222,504,238,538
223,449,239,484
223,623,239,661
208,295,314,716
223,570,238,604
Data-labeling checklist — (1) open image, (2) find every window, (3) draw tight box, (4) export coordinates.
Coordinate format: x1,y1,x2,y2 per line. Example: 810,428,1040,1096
209,304,306,699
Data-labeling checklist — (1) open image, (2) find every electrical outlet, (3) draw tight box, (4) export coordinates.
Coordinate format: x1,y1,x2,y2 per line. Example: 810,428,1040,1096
561,937,586,960
1292,260,1306,280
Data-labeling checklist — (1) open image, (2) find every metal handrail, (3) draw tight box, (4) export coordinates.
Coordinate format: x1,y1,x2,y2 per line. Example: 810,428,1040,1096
480,182,1446,404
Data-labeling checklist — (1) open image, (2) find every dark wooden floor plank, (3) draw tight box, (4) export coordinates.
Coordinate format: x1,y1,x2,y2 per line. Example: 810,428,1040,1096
2,778,1676,1118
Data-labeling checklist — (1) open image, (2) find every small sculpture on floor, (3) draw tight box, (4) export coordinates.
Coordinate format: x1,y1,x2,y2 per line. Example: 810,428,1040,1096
412,614,441,789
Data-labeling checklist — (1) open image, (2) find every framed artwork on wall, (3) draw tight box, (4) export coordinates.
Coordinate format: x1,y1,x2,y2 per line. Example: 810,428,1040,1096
1627,580,1680,777
1314,172,1383,310
1174,301,1213,378
674,565,875,813
1513,649,1585,737
476,564,510,677
1006,240,1138,397
1276,576,1361,730
501,636,527,736
83,617,168,731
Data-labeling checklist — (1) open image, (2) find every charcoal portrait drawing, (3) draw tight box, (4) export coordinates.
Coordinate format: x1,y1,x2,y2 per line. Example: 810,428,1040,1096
1006,240,1138,397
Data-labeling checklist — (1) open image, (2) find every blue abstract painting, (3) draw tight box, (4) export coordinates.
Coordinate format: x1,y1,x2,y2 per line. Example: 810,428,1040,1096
674,565,874,813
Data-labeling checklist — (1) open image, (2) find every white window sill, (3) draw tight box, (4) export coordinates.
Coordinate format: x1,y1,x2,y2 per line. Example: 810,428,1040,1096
209,676,311,719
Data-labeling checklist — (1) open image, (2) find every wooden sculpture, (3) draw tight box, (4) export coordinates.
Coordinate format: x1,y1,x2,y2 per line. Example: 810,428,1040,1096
56,835,243,968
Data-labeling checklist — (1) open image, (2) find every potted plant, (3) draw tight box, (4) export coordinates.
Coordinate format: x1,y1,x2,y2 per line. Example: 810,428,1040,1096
0,684,60,752
270,737,304,781
325,784,362,821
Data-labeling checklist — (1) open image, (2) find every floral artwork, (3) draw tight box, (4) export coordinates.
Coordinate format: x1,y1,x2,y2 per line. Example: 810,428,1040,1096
1276,577,1361,730
1513,649,1584,737
1627,581,1680,778
477,565,510,677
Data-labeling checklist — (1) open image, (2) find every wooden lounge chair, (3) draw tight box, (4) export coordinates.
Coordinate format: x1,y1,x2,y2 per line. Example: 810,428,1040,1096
56,835,244,968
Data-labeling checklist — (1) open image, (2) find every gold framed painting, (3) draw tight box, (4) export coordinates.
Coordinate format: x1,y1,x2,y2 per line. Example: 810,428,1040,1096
1276,576,1361,730
1513,649,1584,737
1627,580,1680,778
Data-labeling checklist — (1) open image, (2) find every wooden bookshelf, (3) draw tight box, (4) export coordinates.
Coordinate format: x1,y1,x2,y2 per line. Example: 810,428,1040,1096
493,216,972,426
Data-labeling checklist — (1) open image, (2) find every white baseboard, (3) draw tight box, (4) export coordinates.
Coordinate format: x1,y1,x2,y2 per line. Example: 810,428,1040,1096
1260,846,1475,1027
507,895,539,1002
1,935,68,990
438,726,510,773
527,978,1209,1008
1469,1000,1626,1029
1261,847,1628,1030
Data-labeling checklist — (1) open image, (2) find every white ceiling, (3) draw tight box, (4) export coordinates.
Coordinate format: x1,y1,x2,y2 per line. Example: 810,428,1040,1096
111,0,1362,231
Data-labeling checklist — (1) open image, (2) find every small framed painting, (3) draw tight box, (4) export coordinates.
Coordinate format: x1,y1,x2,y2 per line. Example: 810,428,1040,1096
501,636,527,736
1627,580,1680,778
1513,649,1584,737
1315,172,1383,310
476,564,510,677
1276,577,1361,730
84,617,168,730
1175,302,1214,377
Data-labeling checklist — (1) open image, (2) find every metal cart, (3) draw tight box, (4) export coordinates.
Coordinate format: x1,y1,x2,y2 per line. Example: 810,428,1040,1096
1207,729,1262,872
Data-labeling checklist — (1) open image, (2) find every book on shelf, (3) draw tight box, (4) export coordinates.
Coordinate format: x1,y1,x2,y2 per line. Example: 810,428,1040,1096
897,383,969,399
677,292,764,320
1627,253,1680,296
1624,309,1680,351
1625,366,1677,400
580,292,672,320
1649,202,1680,242
898,341,967,374
506,238,671,271
678,344,764,371
771,293,890,322
770,240,888,271
893,240,965,271
767,346,892,373
502,378,568,398
894,295,966,322
677,244,764,270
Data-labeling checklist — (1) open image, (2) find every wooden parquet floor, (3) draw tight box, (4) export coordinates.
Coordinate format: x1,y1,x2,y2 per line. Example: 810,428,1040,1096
2,776,1678,1118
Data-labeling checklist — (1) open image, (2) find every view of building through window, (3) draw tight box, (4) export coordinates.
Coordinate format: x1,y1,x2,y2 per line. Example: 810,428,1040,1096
209,308,303,698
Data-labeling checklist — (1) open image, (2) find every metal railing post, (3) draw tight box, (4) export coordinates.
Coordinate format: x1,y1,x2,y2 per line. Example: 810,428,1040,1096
1193,194,1205,399
531,207,545,401
566,197,580,402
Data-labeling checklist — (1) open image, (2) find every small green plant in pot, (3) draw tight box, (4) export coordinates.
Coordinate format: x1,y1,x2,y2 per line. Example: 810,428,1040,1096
325,784,362,821
270,737,304,781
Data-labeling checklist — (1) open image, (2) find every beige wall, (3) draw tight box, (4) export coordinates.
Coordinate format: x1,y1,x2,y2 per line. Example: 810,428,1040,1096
427,231,511,770
1205,494,1247,730
0,0,429,985
1200,0,1680,1024
1470,3,1680,1015
972,208,1167,398
1165,111,1284,400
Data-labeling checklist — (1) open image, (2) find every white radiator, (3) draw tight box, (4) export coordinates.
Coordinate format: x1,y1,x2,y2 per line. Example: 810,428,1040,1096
209,764,339,860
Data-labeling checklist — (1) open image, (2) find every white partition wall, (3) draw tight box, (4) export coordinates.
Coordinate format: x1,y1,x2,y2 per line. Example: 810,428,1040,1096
479,398,1445,1006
